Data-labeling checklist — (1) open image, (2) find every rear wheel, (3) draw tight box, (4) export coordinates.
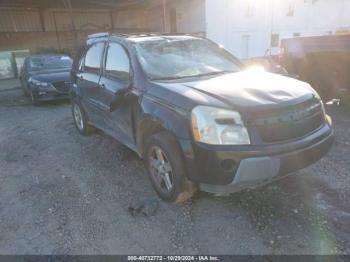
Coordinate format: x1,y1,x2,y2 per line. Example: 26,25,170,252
144,132,197,203
71,99,95,136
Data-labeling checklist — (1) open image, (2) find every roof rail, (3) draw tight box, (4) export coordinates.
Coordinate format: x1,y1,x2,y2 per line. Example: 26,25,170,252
88,32,110,39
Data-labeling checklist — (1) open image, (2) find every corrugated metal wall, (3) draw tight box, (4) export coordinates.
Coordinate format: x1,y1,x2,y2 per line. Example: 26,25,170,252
0,6,162,53
44,9,112,31
0,9,42,32
0,7,158,33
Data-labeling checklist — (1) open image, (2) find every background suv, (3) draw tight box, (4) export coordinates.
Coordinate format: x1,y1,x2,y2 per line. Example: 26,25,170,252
70,33,334,203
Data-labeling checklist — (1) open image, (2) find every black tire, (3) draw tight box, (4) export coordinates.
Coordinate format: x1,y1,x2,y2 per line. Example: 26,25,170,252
71,98,95,136
23,87,30,97
144,132,197,203
20,81,30,97
30,91,40,105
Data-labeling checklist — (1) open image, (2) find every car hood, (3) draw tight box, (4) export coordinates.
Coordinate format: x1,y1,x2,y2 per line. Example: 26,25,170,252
154,71,316,111
29,68,71,83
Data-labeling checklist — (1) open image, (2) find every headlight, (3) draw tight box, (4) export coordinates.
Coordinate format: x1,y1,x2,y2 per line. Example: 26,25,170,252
311,90,326,116
191,106,250,145
28,77,50,88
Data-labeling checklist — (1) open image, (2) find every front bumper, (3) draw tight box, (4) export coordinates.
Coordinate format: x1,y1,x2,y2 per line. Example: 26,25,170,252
179,120,334,195
31,87,69,101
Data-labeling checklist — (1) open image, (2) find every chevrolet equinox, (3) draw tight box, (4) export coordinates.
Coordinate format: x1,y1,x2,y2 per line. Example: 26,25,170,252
70,33,334,202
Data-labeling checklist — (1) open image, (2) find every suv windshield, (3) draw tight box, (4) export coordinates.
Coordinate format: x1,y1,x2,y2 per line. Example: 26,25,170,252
134,37,241,80
29,55,73,72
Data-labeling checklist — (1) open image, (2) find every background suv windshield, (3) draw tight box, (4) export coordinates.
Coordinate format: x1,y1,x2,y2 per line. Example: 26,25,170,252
134,37,241,80
29,56,72,71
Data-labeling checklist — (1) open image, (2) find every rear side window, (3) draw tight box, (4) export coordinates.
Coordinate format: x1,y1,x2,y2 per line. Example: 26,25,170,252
105,42,130,83
84,42,105,73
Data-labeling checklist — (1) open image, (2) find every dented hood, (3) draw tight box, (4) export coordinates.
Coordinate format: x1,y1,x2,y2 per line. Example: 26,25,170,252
182,71,315,109
154,71,316,110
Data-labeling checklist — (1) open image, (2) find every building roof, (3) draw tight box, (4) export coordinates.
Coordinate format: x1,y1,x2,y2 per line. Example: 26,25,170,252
0,0,149,9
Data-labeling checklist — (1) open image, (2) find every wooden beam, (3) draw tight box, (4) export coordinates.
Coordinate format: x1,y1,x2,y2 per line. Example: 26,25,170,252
162,0,166,32
38,8,46,32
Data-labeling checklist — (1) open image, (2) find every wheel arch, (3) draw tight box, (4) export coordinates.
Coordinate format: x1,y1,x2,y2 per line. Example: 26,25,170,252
136,113,192,157
136,97,192,157
137,116,172,157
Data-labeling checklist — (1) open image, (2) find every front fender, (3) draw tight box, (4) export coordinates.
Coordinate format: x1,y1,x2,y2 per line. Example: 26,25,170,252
137,95,193,150
136,95,199,181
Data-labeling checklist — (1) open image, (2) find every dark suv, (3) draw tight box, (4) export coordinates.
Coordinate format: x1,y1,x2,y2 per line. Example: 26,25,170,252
70,33,334,202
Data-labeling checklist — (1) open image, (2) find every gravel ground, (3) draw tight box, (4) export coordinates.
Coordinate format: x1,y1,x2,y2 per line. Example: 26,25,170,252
0,88,349,255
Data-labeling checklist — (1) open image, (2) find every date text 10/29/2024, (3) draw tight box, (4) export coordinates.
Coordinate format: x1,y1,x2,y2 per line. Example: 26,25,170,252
127,256,220,261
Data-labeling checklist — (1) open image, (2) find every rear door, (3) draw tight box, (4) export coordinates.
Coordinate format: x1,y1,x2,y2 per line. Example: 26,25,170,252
77,41,106,126
98,41,136,149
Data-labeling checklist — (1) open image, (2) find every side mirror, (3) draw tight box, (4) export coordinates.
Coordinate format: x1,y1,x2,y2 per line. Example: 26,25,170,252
110,85,130,112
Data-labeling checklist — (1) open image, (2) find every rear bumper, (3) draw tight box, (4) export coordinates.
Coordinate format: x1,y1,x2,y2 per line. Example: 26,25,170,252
179,119,334,195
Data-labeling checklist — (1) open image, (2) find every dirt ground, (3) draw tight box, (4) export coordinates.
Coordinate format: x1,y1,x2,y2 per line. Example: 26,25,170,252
0,87,349,255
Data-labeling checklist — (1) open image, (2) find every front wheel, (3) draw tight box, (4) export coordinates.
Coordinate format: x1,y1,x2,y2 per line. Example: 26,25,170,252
144,132,197,203
30,91,39,105
22,86,30,97
71,99,95,136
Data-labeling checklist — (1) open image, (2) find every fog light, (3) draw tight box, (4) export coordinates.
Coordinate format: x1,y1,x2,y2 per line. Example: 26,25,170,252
38,92,47,95
220,159,237,172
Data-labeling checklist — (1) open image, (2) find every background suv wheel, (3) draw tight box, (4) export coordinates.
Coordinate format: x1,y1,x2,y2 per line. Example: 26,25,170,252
30,91,40,105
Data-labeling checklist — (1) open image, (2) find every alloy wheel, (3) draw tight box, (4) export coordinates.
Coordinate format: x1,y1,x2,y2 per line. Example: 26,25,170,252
73,103,84,131
148,146,174,193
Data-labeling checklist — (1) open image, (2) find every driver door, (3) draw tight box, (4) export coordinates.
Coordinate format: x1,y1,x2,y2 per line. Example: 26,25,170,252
98,41,136,149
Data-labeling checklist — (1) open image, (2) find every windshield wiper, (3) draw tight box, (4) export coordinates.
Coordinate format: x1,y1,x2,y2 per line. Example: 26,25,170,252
152,71,234,81
152,76,189,81
190,70,234,78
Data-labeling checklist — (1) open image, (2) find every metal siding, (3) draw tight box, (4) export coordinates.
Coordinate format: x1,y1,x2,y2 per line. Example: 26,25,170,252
1,7,156,33
0,10,41,32
112,9,148,29
43,9,112,31
0,11,13,32
74,11,111,30
54,12,72,31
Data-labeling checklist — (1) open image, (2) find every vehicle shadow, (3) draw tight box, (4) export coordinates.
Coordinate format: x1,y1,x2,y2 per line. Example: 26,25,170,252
189,172,346,253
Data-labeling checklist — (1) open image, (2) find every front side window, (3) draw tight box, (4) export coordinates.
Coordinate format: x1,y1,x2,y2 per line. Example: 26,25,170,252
105,42,130,83
84,42,105,72
134,37,241,80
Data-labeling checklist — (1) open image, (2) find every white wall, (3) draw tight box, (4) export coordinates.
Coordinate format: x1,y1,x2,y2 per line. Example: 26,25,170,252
206,0,272,58
205,0,350,59
173,0,206,33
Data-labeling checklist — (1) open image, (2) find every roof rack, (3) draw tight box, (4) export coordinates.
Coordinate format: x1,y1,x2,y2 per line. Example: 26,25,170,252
87,32,203,42
87,32,110,39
